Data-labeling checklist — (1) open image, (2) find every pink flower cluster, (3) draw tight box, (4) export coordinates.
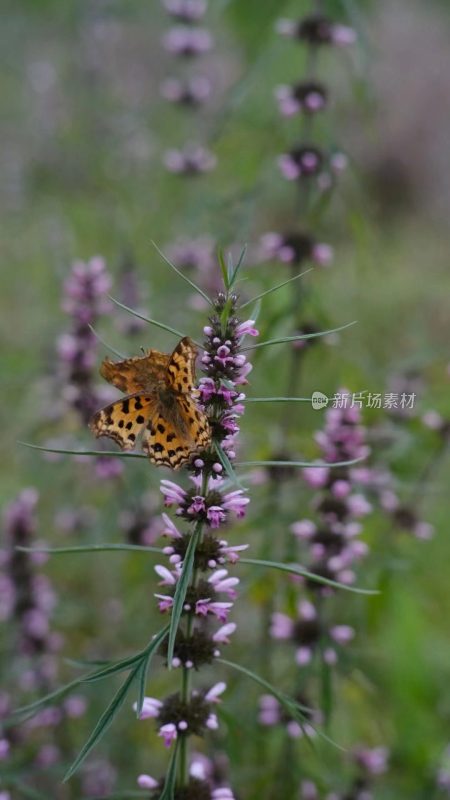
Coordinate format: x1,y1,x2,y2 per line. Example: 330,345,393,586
56,256,113,424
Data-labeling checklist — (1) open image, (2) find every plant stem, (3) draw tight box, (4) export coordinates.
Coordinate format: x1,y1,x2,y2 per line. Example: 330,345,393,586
177,470,210,788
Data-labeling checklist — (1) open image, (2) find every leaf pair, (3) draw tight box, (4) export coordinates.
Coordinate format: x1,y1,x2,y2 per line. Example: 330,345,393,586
10,625,170,783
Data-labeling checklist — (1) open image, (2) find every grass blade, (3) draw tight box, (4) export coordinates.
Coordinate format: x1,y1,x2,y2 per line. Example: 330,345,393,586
151,240,212,307
239,557,378,595
167,527,201,667
240,268,313,309
242,320,357,351
63,663,141,782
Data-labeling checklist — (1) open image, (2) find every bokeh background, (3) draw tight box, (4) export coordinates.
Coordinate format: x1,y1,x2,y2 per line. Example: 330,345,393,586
2,0,450,798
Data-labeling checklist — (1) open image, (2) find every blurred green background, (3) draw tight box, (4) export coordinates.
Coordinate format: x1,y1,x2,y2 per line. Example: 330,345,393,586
2,0,450,797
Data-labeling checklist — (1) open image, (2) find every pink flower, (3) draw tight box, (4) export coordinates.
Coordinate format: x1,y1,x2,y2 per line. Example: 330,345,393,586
160,480,187,506
207,505,226,528
161,513,183,539
158,722,178,747
134,697,162,720
302,466,329,488
270,612,294,639
222,490,250,518
213,622,237,644
137,774,159,789
235,320,259,338
205,682,227,703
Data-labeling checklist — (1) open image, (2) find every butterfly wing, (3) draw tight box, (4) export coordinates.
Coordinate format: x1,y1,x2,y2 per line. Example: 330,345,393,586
100,351,170,393
142,394,211,469
166,337,198,394
142,338,211,469
90,393,157,450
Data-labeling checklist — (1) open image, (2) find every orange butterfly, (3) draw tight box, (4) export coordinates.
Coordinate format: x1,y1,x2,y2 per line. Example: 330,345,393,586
90,337,211,469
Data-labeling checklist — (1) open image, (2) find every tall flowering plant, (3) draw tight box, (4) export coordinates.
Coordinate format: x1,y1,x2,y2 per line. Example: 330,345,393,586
11,253,365,798
134,288,257,797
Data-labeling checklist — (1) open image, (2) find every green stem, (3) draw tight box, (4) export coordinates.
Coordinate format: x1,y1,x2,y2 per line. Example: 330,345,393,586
177,469,209,789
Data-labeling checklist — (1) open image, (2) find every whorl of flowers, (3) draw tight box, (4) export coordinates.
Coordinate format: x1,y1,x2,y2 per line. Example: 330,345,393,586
161,0,216,175
261,9,356,269
135,292,258,798
55,256,125,480
56,256,112,423
286,394,373,601
1,489,57,663
299,745,388,798
1,490,87,781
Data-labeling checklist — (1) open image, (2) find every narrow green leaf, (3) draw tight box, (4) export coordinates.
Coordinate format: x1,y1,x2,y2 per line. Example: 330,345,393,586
63,663,141,782
136,626,170,717
151,240,212,307
240,268,313,309
82,652,146,684
242,320,357,351
227,251,234,284
108,296,198,345
87,324,127,359
10,676,88,723
214,442,245,489
229,244,247,288
64,657,110,669
219,295,234,333
236,457,365,468
245,396,312,403
218,248,230,290
16,544,163,556
249,297,261,324
159,738,180,800
92,793,150,799
167,528,201,667
18,442,147,459
11,649,147,721
6,781,49,800
239,557,378,595
216,658,310,713
217,658,345,751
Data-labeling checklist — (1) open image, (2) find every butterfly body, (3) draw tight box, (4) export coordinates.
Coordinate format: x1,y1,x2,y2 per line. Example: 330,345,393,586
90,337,211,469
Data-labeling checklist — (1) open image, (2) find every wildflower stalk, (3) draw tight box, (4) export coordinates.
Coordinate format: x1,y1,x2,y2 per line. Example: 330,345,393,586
254,4,361,793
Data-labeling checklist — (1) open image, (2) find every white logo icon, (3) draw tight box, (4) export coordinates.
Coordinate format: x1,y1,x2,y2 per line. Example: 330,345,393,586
311,391,329,410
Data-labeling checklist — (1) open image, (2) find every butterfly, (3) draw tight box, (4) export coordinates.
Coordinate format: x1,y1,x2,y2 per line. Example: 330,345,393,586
89,337,211,469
